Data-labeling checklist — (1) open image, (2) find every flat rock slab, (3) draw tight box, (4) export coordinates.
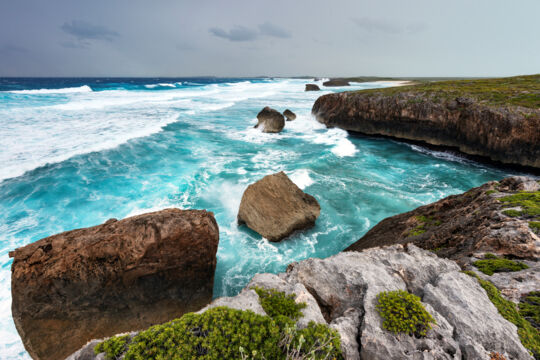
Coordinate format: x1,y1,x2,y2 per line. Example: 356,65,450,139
237,171,320,242
10,208,219,360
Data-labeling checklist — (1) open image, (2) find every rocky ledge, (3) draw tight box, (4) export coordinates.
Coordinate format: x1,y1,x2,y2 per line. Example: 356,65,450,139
71,244,534,360
9,209,219,360
312,75,540,168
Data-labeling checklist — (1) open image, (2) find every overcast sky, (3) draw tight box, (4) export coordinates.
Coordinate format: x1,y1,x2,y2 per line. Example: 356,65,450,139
1,0,539,77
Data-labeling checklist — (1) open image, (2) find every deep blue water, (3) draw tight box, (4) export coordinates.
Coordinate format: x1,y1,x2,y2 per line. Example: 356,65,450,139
0,77,520,358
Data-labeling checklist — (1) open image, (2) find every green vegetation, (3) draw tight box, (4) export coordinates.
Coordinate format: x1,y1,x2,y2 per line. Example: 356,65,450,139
473,254,529,276
376,290,436,337
519,292,540,331
407,215,441,237
464,272,540,358
499,191,540,218
95,289,342,360
486,190,498,195
503,209,522,217
529,221,540,234
355,74,540,109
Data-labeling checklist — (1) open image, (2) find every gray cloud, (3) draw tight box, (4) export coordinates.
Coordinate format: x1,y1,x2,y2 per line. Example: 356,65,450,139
61,20,119,42
210,26,258,42
352,17,427,35
258,22,291,39
0,44,28,55
210,22,291,42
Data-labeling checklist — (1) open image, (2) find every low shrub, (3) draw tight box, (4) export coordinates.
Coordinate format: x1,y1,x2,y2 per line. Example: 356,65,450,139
519,291,540,331
473,255,529,276
499,191,540,217
253,287,306,322
376,290,436,337
94,335,129,360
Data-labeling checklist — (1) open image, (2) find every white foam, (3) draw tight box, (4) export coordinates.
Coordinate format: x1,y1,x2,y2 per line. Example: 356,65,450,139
144,83,177,89
289,169,314,189
8,85,92,94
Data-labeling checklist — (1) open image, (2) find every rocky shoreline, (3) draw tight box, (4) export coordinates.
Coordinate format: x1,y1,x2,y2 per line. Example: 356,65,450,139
312,75,540,169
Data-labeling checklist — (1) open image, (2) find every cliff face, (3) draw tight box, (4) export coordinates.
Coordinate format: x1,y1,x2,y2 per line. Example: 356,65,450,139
312,89,540,168
9,208,219,360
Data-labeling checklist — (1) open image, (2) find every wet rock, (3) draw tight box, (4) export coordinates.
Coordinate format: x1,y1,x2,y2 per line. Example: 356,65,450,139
255,106,285,133
305,84,321,91
283,109,296,121
10,209,219,360
237,172,320,242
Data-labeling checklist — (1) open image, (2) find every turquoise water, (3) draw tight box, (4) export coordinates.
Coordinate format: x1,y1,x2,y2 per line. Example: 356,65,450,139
0,78,516,358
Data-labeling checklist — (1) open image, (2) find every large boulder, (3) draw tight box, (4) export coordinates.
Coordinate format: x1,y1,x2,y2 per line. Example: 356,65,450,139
237,171,320,242
9,208,219,360
283,109,296,121
255,106,285,133
305,84,321,91
70,245,533,360
323,79,350,87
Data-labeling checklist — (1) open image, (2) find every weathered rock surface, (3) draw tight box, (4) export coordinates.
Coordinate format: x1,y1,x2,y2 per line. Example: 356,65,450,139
74,245,534,360
347,176,540,264
323,79,350,87
305,83,321,91
255,106,285,133
283,109,296,121
237,171,320,242
312,90,540,168
10,209,219,360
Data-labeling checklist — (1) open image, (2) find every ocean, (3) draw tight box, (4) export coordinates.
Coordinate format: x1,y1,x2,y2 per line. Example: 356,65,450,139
0,77,517,359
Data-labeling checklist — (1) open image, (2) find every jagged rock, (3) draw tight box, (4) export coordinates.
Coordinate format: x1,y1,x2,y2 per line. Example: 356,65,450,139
237,172,320,242
255,106,285,133
305,84,321,91
69,245,533,360
312,87,540,168
323,79,350,87
10,209,219,360
346,176,540,263
283,109,296,121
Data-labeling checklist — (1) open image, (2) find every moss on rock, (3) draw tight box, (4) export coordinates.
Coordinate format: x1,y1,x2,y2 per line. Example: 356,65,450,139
473,254,529,276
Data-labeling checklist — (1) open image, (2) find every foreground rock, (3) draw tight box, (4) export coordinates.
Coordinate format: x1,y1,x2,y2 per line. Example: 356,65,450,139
305,83,320,91
255,106,285,133
72,245,533,360
323,79,350,87
10,209,219,360
313,75,540,168
346,176,539,263
237,172,320,241
283,109,296,121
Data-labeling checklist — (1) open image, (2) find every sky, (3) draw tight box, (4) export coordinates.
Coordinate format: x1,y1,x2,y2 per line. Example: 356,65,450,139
0,0,539,77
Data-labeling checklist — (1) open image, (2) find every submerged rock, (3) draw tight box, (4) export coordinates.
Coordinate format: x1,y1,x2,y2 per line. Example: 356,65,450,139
283,109,296,121
10,208,219,360
323,79,350,87
71,245,533,360
305,83,321,91
255,106,285,133
237,171,320,241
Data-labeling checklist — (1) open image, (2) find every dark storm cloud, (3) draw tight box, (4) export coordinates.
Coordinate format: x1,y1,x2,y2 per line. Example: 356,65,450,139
209,26,258,42
210,23,291,42
258,22,291,39
61,20,119,41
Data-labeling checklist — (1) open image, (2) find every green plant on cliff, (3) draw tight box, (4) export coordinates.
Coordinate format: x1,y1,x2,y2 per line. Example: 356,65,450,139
519,291,540,331
473,254,529,276
376,290,436,337
94,334,129,360
94,289,342,360
464,272,540,358
407,215,441,237
499,191,540,218
529,221,540,234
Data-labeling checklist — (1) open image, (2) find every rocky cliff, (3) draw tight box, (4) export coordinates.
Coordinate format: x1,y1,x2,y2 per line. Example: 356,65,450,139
312,75,540,168
9,208,219,360
70,245,534,360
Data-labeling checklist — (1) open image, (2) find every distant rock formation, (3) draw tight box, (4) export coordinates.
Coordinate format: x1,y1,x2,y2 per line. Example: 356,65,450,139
237,171,320,241
72,245,533,360
283,109,296,121
347,176,539,262
305,84,321,91
323,79,350,87
10,209,219,360
255,106,285,133
312,84,540,168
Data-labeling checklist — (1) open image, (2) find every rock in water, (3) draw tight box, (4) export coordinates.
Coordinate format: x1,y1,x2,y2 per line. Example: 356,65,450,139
255,106,285,133
9,208,219,360
237,171,320,241
323,79,350,87
305,84,320,91
283,109,296,121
